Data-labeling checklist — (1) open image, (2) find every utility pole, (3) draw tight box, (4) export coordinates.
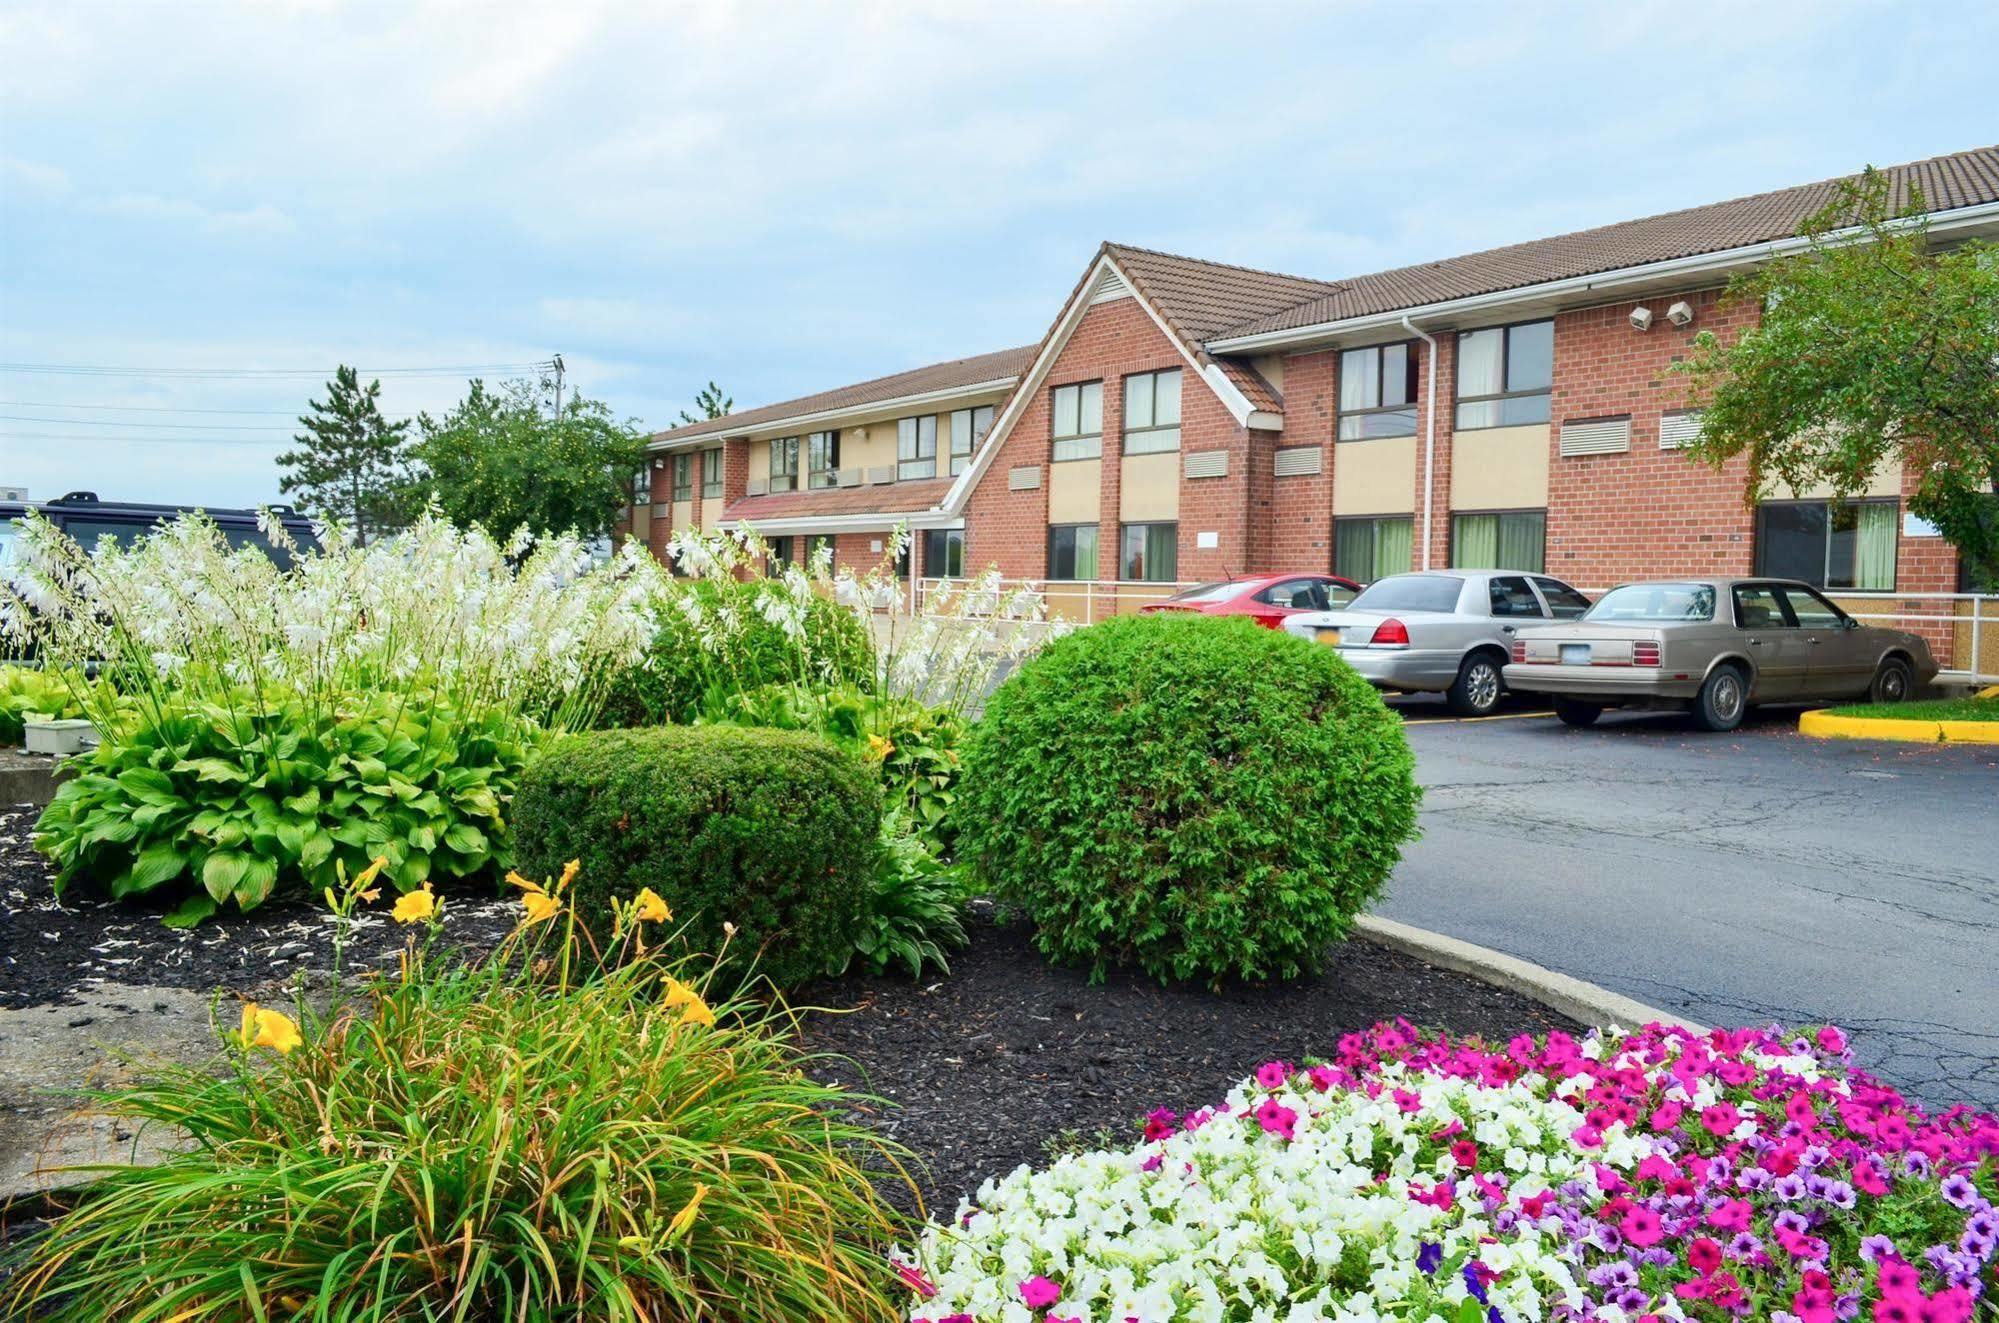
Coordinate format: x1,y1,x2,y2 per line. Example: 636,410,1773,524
551,354,565,420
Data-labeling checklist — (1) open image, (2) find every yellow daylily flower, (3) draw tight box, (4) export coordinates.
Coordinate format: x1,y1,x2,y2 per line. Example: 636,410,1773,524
237,1002,303,1055
631,888,671,924
390,885,436,925
664,978,716,1028
558,858,581,891
666,1185,709,1242
866,733,895,761
679,996,716,1029
519,890,563,925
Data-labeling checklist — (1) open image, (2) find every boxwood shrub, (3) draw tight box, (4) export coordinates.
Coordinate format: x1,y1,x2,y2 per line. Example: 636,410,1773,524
954,613,1420,984
510,725,880,986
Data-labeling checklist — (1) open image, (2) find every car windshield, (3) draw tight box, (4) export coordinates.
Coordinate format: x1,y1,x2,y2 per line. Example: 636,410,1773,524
1349,576,1464,613
1585,583,1716,623
1162,580,1247,604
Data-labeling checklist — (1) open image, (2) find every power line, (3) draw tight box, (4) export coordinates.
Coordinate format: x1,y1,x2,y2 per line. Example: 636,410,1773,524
0,431,290,447
0,399,422,418
0,413,302,432
0,359,556,380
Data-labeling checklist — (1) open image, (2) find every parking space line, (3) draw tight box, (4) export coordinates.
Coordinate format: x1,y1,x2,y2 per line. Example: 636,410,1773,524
1401,710,1554,725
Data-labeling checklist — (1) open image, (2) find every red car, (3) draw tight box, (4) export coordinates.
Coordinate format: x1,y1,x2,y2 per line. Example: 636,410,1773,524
1139,573,1362,628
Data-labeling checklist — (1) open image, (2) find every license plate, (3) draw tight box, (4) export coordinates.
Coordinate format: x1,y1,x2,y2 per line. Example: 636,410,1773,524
1561,644,1592,665
1315,628,1342,646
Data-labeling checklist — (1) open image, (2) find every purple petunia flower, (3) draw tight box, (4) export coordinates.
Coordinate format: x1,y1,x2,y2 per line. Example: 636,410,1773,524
1940,1173,1980,1210
1773,1173,1807,1202
1859,1233,1898,1264
1416,1241,1443,1275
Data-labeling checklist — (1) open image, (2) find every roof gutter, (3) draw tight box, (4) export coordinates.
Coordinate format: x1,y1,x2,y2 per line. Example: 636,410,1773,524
647,374,1022,450
1400,314,1439,572
1205,199,1999,355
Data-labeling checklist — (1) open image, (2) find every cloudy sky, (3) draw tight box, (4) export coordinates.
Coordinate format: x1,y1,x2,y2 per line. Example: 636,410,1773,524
3,0,1994,509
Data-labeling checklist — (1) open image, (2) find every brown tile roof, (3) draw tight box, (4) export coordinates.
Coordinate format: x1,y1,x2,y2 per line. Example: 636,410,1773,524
1215,144,1999,339
650,343,1037,445
721,476,954,523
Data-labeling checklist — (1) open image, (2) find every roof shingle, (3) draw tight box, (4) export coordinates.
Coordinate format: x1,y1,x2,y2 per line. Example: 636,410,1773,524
721,476,954,523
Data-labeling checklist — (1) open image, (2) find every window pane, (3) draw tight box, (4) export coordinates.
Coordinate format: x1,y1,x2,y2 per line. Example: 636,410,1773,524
973,405,995,442
1505,321,1554,392
950,410,972,456
1376,518,1413,576
1079,381,1102,437
1154,369,1180,425
1488,575,1543,618
1075,525,1097,579
1497,511,1545,573
1733,585,1790,629
1458,328,1504,398
918,415,936,455
1854,502,1897,590
1497,393,1552,426
1124,425,1179,455
1456,399,1500,430
1380,343,1410,407
1335,519,1375,581
1348,408,1416,439
1124,374,1153,429
1340,347,1378,413
1053,386,1078,438
1052,435,1101,462
1533,577,1593,619
1453,514,1499,569
1756,503,1828,584
1782,587,1843,629
1148,523,1177,581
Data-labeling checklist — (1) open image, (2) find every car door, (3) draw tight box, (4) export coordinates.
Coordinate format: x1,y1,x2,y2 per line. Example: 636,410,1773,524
1530,576,1592,620
1731,583,1809,699
1779,585,1873,697
1485,574,1549,648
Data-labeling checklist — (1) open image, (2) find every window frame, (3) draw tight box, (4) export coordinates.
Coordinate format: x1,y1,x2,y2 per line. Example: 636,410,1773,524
1448,507,1548,574
632,461,653,506
1753,497,1899,591
1119,521,1179,583
767,535,795,572
1050,380,1103,462
1455,319,1554,431
670,452,693,502
1121,368,1183,455
897,415,938,481
1332,515,1416,584
806,430,840,489
700,447,722,498
1337,341,1420,441
805,533,836,567
768,436,800,491
1045,522,1100,582
948,405,995,476
922,527,966,579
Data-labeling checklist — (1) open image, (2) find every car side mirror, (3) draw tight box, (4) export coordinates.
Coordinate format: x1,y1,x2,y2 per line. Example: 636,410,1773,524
1842,617,1861,630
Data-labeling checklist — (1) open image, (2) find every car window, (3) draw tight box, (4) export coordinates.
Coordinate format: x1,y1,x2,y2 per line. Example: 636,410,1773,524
1532,577,1592,619
1487,575,1545,618
1255,578,1328,611
0,519,19,568
62,518,159,552
1321,578,1357,609
1780,586,1846,630
1349,576,1464,613
1732,585,1793,629
1586,584,1715,622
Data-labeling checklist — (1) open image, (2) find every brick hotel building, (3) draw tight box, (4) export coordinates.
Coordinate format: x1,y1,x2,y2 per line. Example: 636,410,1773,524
629,146,1998,664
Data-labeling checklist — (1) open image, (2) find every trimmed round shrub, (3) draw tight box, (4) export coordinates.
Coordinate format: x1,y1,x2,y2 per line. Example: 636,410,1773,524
595,580,875,727
955,613,1420,984
511,725,880,985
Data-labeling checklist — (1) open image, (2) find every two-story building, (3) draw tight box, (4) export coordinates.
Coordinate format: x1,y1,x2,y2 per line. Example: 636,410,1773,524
635,144,1998,660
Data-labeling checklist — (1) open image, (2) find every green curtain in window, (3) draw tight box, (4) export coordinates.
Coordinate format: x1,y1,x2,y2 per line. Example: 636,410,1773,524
1855,503,1897,589
1454,514,1498,568
1335,520,1373,579
1376,518,1414,576
1145,524,1177,581
1497,512,1545,573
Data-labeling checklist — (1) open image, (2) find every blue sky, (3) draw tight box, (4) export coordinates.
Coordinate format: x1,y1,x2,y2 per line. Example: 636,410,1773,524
3,0,1996,509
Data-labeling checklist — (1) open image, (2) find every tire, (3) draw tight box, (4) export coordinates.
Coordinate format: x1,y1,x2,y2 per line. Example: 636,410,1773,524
1869,655,1914,705
1446,651,1506,717
1692,664,1749,733
1553,697,1602,727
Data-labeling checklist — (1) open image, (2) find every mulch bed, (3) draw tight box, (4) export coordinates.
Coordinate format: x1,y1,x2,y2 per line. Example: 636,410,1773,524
0,806,518,1009
796,902,1578,1216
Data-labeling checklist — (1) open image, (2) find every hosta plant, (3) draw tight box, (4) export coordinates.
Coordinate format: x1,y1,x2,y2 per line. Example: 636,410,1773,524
0,663,107,744
34,689,529,922
841,807,969,979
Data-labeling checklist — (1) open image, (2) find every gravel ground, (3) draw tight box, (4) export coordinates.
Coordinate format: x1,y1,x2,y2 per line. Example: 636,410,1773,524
0,805,519,1009
795,902,1577,1216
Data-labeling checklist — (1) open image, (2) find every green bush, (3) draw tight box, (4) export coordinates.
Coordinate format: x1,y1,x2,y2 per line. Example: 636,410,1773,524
841,807,968,979
0,664,102,745
596,579,875,727
510,725,880,986
34,691,529,923
955,613,1420,984
1,921,910,1321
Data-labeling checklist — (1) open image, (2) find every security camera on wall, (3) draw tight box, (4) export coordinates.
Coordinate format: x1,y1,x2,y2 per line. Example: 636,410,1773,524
1667,300,1695,327
1629,305,1653,331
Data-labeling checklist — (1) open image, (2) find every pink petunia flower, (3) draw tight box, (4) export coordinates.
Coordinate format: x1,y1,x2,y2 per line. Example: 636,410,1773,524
1253,1097,1298,1141
1254,1060,1290,1090
1019,1275,1062,1309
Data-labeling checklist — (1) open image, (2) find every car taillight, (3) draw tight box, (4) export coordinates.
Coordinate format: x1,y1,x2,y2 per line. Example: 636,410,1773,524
1510,640,1527,663
1632,641,1662,667
1372,618,1410,646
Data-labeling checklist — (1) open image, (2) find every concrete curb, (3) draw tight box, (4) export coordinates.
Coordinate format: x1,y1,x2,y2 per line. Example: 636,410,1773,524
1354,914,1706,1034
1798,710,1999,745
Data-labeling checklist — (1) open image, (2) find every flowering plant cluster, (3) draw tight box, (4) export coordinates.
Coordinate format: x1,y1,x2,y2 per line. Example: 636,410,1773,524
901,1022,1999,1323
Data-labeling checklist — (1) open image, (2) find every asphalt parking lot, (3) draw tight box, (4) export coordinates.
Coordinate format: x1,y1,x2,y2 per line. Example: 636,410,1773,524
1374,695,1999,1109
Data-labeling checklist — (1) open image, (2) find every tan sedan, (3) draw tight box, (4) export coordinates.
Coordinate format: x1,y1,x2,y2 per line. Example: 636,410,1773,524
1503,577,1939,732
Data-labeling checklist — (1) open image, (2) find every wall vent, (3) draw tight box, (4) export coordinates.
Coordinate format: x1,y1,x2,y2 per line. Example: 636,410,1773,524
1273,446,1322,477
1008,465,1042,491
1559,415,1632,457
1658,410,1703,450
1183,449,1229,480
1087,266,1132,304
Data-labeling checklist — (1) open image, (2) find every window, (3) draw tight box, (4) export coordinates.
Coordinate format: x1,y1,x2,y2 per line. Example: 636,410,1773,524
806,533,836,567
1051,381,1102,461
922,527,966,579
897,415,938,480
1451,510,1545,573
1487,574,1544,618
769,437,800,491
1532,576,1593,620
767,535,795,571
1338,342,1418,439
1755,500,1897,590
1587,583,1716,623
1333,516,1414,583
701,447,722,498
1046,524,1099,581
1732,583,1791,630
632,463,652,506
807,430,840,489
1122,369,1182,454
1255,578,1348,611
1120,522,1177,582
670,453,692,502
1350,575,1464,613
1780,585,1847,630
949,406,994,476
1456,320,1553,429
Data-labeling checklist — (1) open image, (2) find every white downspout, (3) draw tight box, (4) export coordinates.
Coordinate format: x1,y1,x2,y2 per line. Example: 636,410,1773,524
1399,315,1439,571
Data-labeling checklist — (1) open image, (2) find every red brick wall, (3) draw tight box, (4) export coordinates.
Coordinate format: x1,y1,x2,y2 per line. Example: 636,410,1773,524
1259,349,1336,573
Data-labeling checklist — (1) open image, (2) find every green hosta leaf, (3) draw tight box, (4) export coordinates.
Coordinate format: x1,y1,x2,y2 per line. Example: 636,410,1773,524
161,894,218,929
282,787,321,816
392,852,431,890
114,767,179,807
200,851,255,903
116,842,188,897
299,829,335,871
172,757,249,785
442,822,487,856
230,856,279,910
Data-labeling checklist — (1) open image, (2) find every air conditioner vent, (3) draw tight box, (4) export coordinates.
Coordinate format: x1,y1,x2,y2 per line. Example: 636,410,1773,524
1658,410,1703,450
1183,449,1229,480
1273,446,1322,477
1008,465,1042,491
1559,415,1631,457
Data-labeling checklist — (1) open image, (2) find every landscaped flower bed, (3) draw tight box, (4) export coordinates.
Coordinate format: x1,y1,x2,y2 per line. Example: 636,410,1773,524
899,1021,1999,1322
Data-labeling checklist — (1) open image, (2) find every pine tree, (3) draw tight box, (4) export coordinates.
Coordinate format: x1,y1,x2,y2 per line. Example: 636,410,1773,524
678,381,731,425
278,366,412,544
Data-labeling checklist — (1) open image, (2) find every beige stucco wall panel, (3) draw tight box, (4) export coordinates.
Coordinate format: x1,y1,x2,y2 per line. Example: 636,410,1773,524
670,499,694,532
1048,458,1102,523
700,497,725,527
1784,457,1903,501
1332,436,1417,515
1120,452,1180,522
1451,424,1551,509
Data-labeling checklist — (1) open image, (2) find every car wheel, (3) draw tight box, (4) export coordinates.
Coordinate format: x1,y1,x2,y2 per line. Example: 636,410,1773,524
1692,664,1749,733
1553,697,1602,728
1869,655,1914,705
1446,652,1505,717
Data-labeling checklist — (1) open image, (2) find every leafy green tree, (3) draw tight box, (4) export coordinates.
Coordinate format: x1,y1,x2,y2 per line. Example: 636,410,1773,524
1674,167,1999,586
678,380,731,425
278,365,412,544
405,375,648,539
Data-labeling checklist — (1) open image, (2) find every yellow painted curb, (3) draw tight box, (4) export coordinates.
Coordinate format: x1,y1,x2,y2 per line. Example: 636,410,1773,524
1799,710,1999,744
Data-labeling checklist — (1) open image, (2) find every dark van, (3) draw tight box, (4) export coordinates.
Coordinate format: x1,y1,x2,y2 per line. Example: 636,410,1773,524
0,491,321,570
